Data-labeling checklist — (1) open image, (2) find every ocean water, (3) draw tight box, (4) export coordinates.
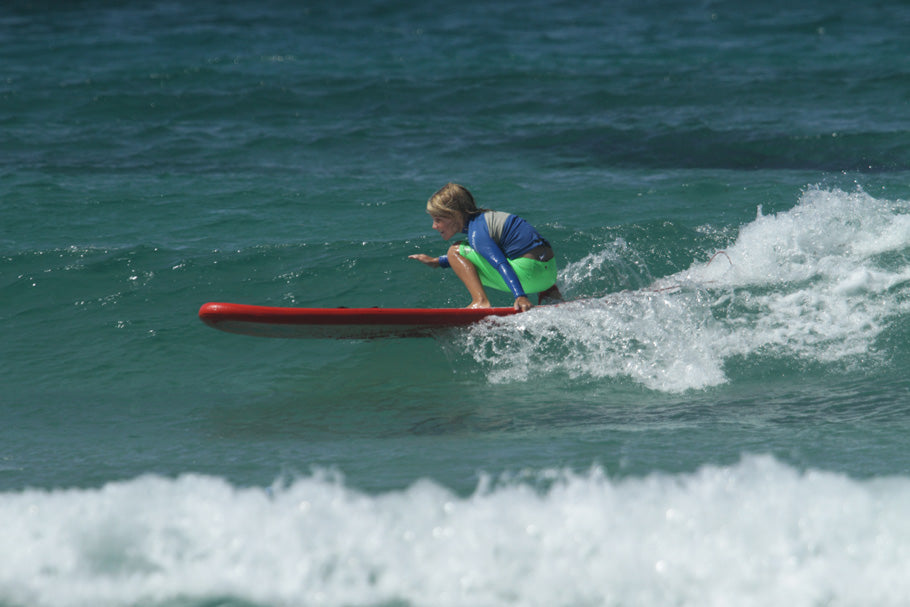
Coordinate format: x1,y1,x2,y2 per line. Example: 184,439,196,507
3,1,910,605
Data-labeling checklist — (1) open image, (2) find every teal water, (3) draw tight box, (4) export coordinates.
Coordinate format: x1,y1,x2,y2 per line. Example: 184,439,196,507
3,2,910,605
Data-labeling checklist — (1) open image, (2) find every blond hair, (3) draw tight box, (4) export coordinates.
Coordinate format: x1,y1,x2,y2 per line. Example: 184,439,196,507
426,183,486,219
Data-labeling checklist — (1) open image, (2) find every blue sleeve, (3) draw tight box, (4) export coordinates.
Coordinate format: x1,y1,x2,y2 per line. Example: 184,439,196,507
468,217,526,299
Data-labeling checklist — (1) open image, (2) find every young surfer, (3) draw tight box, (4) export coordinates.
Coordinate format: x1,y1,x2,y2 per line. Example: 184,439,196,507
409,182,563,312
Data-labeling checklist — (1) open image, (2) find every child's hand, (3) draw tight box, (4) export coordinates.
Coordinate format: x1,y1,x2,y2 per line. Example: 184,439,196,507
514,296,533,312
408,254,440,268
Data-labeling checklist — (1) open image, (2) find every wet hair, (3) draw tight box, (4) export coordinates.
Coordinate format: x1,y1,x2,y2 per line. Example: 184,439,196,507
426,183,487,219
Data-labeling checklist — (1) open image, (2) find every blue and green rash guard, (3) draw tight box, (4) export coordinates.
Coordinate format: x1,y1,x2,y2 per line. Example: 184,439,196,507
438,211,550,298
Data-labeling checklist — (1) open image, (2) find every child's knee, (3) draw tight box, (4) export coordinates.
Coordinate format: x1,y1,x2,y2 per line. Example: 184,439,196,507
447,242,463,257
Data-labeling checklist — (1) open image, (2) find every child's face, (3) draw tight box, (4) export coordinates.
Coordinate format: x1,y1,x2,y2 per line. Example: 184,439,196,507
431,214,462,240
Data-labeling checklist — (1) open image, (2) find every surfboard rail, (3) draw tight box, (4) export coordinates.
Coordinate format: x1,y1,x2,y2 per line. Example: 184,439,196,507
198,302,519,339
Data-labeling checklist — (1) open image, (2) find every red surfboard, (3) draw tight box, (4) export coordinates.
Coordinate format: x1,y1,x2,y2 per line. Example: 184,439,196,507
198,302,520,339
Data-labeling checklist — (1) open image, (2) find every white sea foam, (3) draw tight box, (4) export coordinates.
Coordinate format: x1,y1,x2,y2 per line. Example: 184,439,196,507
3,456,910,606
461,187,910,391
465,290,727,392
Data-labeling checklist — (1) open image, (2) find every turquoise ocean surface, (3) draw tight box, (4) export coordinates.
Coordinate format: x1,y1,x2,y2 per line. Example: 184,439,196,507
3,1,910,605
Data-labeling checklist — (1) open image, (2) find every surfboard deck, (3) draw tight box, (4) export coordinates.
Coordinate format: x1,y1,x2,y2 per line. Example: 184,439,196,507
198,302,520,339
